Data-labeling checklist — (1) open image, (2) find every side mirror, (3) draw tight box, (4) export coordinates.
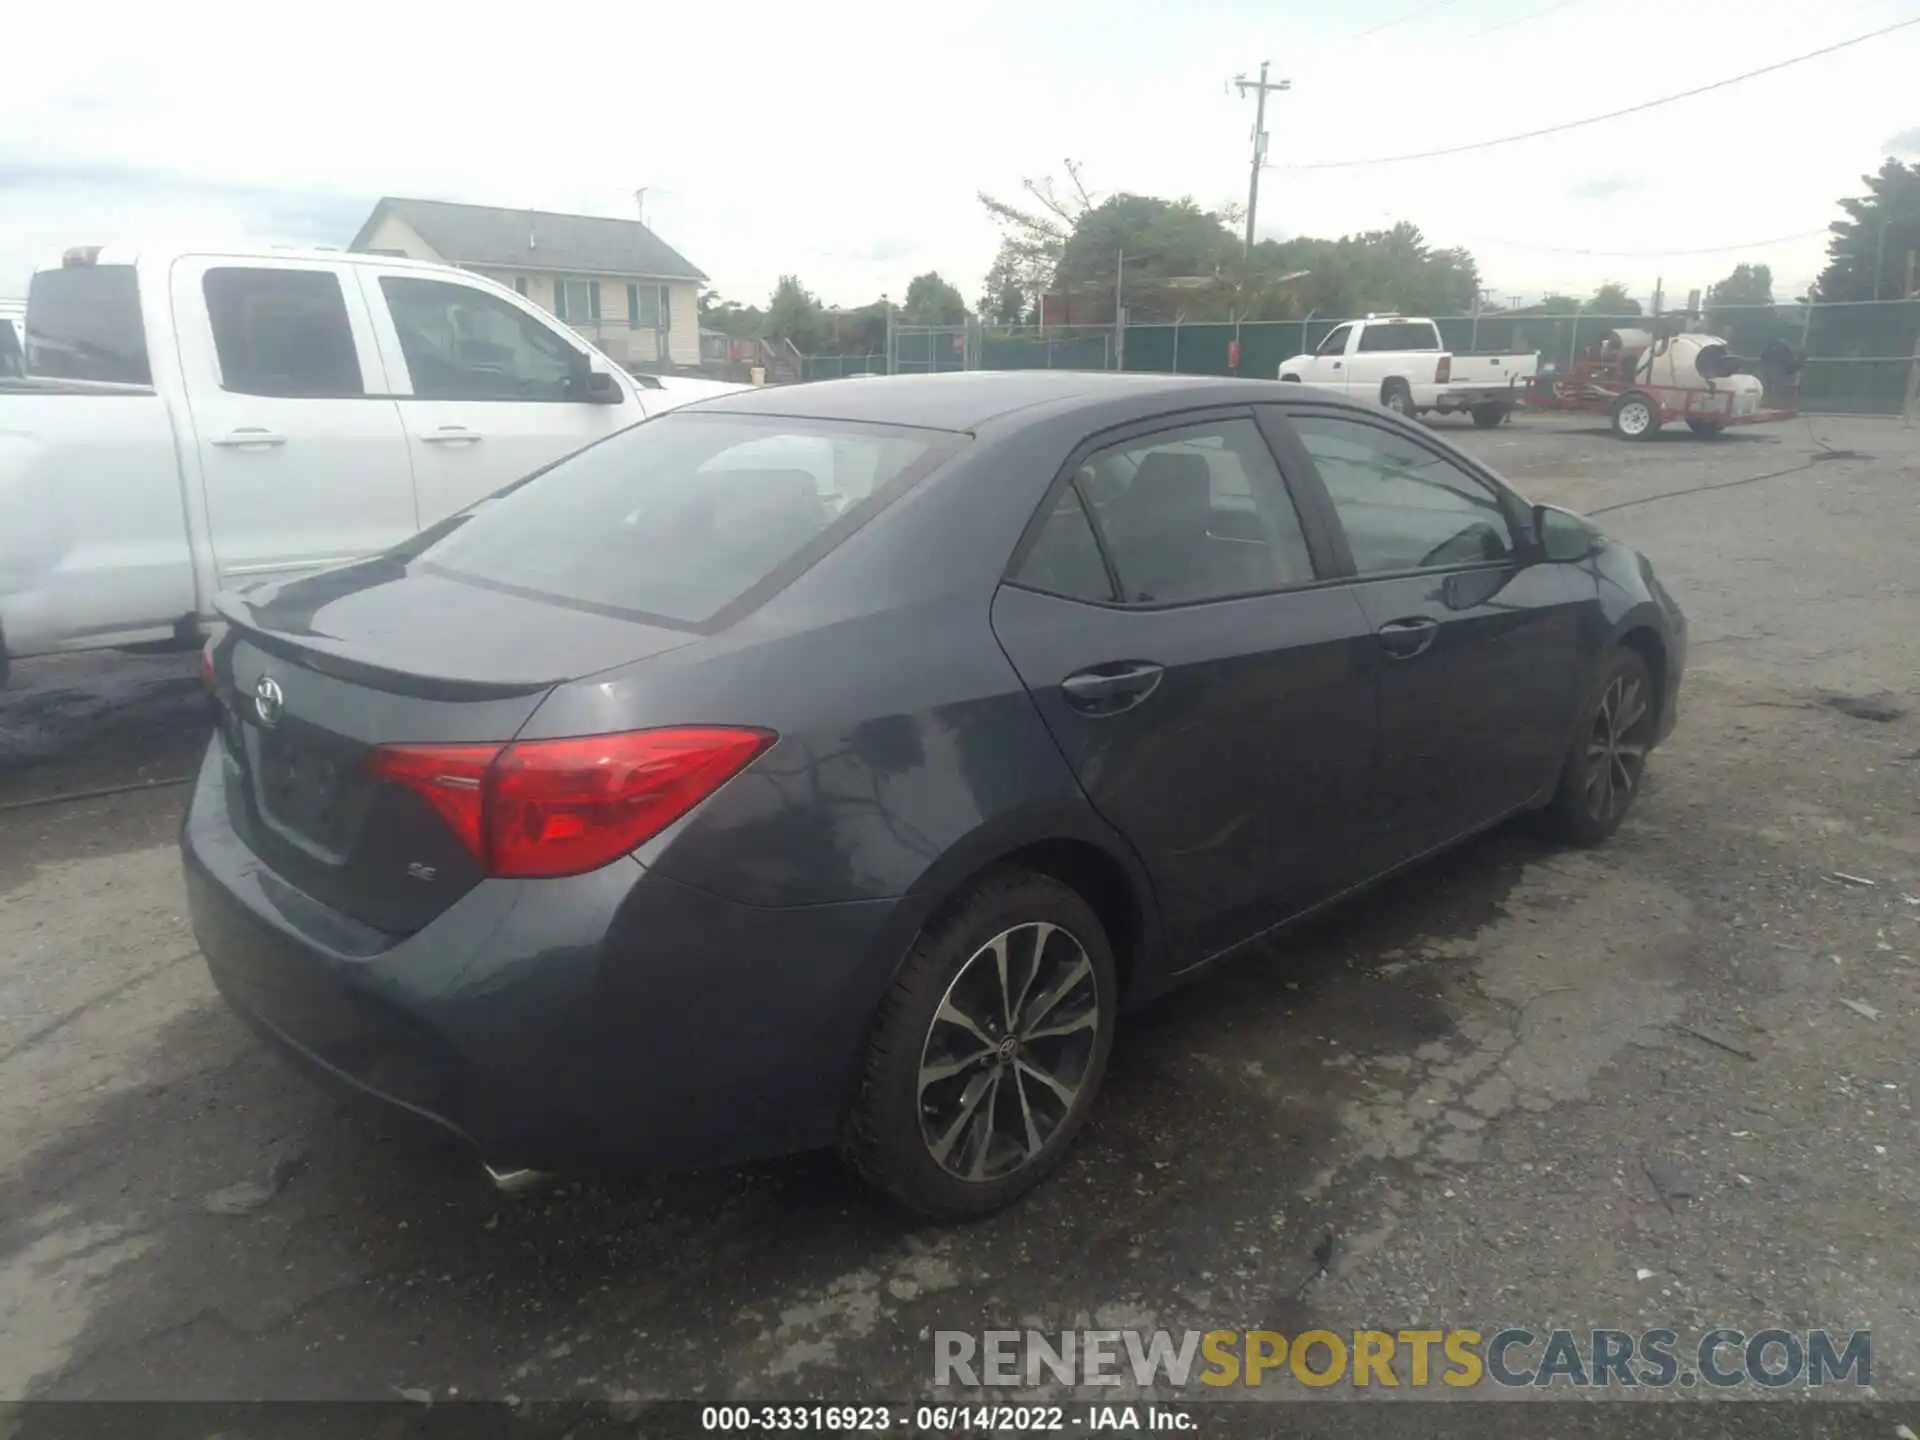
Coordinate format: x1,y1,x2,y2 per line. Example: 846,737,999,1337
1533,503,1601,562
583,368,622,404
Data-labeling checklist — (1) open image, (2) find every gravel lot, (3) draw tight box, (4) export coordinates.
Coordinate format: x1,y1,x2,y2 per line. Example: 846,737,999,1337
1,412,1916,1411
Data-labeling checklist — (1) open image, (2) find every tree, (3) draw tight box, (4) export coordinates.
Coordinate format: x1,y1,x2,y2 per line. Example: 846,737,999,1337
1706,263,1773,310
1816,158,1920,302
765,275,828,352
1586,282,1641,316
698,292,765,338
902,272,969,327
1520,295,1585,315
1247,221,1479,320
976,162,1098,306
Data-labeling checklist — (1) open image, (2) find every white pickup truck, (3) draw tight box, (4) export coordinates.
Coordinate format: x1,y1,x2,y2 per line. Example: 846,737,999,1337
1279,315,1536,427
0,244,740,683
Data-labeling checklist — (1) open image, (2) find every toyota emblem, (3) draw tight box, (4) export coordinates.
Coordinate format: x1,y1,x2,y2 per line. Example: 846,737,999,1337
253,675,285,727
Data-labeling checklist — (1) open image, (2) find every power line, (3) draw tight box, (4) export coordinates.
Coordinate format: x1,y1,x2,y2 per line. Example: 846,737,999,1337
1459,0,1583,41
1468,228,1832,256
1351,0,1464,39
1287,17,1920,169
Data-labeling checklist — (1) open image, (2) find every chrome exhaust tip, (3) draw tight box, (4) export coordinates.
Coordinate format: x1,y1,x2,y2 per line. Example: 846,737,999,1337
483,1163,554,1195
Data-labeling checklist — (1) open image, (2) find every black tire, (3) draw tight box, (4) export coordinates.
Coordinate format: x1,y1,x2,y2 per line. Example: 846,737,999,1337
1380,379,1415,417
1471,404,1509,429
1547,647,1657,847
1610,392,1661,440
1686,419,1726,438
841,869,1118,1220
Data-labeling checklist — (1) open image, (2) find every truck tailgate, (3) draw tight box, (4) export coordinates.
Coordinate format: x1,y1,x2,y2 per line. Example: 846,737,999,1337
0,388,197,654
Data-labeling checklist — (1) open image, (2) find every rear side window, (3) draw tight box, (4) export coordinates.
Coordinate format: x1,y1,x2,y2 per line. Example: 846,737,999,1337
1013,486,1116,602
1357,322,1442,353
24,265,151,384
414,413,958,627
1077,419,1316,605
204,268,364,397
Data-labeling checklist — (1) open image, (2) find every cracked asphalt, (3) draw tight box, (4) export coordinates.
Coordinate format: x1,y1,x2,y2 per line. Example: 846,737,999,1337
1,413,1916,1411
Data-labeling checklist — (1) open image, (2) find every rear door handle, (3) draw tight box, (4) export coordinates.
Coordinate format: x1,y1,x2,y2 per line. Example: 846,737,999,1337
1376,617,1440,659
419,426,483,444
1060,661,1164,714
210,428,286,447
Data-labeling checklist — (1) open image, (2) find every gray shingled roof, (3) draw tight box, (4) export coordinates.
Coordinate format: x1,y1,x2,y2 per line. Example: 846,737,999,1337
352,197,707,282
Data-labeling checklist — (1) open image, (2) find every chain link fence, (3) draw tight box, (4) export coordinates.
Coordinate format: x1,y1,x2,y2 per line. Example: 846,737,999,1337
790,299,1920,416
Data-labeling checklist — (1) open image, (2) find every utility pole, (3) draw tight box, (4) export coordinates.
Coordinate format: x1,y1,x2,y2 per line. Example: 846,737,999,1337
1114,250,1126,372
1232,63,1291,256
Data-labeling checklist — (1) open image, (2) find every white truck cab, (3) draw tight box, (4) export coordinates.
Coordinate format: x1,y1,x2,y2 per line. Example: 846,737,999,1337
0,244,739,680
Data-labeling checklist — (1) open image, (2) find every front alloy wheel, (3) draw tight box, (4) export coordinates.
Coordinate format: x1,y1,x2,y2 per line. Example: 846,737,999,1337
917,922,1100,1182
1582,669,1651,828
1549,647,1656,846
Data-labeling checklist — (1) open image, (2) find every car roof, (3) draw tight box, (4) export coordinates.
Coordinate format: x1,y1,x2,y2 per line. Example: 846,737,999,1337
690,371,1344,433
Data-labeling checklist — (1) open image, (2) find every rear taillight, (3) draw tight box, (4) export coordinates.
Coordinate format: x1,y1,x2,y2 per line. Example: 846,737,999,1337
1436,355,1452,384
200,643,216,693
365,727,773,880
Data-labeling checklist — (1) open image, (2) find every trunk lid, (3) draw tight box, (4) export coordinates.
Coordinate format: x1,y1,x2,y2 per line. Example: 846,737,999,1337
211,557,698,935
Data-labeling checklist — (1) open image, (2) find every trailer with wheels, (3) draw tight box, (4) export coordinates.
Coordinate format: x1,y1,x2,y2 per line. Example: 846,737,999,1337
1524,325,1802,439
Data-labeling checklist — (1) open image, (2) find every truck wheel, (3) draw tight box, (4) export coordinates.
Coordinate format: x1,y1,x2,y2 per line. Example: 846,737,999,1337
1471,404,1509,429
1611,392,1662,440
1686,420,1726,438
1380,379,1415,417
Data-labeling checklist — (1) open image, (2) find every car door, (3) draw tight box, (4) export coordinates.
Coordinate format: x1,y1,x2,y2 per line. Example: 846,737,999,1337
990,411,1378,968
1298,323,1354,391
357,269,643,528
1269,404,1598,871
171,257,418,588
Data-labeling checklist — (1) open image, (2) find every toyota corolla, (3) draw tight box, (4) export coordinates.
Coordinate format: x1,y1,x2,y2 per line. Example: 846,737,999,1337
184,372,1685,1219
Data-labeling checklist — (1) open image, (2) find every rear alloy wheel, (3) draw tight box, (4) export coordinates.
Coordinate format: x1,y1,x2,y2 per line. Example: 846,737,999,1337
842,870,1116,1219
1471,403,1509,429
1686,419,1726,438
1611,392,1661,440
1381,379,1415,417
1548,648,1656,846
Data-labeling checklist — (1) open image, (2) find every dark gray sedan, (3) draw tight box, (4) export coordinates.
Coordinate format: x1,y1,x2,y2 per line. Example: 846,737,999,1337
184,372,1685,1219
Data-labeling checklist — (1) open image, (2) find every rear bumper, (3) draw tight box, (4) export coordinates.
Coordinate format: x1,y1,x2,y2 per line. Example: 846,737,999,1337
182,743,901,1173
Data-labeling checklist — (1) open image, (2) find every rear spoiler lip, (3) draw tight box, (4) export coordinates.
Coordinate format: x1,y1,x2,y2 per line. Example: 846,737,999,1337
213,594,560,704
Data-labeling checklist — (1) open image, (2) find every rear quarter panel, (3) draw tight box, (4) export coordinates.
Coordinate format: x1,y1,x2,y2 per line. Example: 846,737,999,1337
0,389,198,654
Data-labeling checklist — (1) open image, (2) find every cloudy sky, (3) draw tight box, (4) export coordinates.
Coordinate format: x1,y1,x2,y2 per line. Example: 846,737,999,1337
5,0,1918,310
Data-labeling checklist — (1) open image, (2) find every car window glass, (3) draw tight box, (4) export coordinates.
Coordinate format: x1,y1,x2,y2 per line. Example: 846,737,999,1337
23,264,150,384
1012,485,1115,602
379,276,580,401
698,431,904,514
1357,322,1441,353
1080,418,1315,605
1290,414,1516,574
415,413,950,626
203,268,364,398
1317,325,1351,357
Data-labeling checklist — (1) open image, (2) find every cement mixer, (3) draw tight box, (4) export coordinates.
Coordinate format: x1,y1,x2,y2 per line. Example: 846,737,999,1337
1523,322,1802,439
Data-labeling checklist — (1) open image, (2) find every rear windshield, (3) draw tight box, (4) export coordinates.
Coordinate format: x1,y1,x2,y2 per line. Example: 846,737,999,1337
1357,322,1442,353
414,412,959,627
24,265,152,384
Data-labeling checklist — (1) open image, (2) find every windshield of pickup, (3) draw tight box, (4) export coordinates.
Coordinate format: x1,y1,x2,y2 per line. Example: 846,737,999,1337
23,265,152,384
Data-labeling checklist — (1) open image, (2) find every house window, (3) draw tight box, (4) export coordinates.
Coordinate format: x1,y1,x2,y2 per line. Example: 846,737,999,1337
627,283,669,330
556,279,600,323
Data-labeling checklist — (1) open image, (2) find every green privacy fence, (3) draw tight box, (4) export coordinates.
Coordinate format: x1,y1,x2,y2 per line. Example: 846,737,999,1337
794,299,1920,415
